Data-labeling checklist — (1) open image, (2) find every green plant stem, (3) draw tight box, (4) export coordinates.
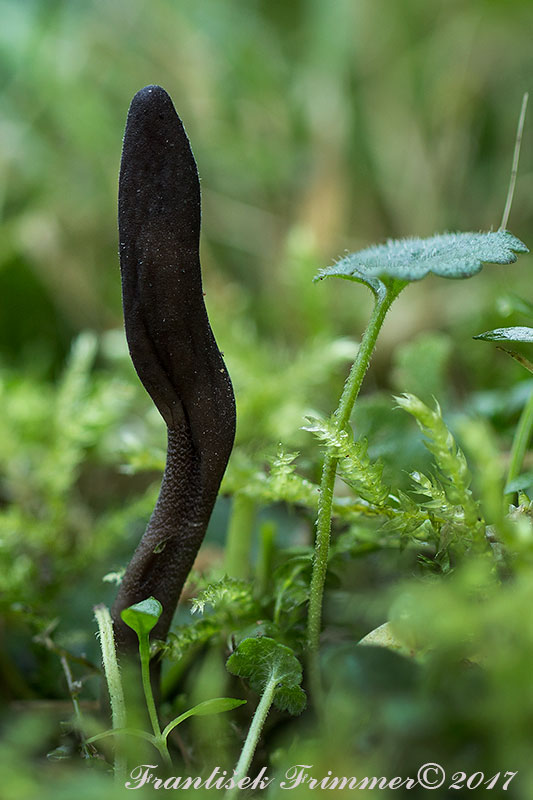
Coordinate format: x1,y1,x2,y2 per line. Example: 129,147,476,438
255,521,276,597
226,677,277,798
138,635,172,768
138,637,160,738
94,604,127,781
224,493,256,579
306,284,400,697
505,386,533,507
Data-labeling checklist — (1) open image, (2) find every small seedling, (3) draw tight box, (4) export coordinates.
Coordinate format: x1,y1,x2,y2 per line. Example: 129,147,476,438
92,599,245,776
225,637,305,794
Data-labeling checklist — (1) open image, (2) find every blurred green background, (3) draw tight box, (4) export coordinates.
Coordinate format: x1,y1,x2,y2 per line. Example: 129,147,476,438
1,1,533,797
1,0,532,375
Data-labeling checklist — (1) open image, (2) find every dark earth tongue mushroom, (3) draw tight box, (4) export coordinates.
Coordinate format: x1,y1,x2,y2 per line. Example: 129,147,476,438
111,85,236,652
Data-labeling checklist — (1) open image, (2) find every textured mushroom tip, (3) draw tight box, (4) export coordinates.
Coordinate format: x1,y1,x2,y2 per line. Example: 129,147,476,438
133,84,170,102
126,85,178,123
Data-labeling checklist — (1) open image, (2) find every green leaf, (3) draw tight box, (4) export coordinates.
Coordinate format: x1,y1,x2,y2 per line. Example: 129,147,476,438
86,727,156,745
504,472,533,494
303,415,389,505
474,326,533,343
183,697,246,716
162,697,246,739
121,596,162,637
190,576,253,615
273,683,307,715
316,231,527,285
395,393,483,541
226,637,306,715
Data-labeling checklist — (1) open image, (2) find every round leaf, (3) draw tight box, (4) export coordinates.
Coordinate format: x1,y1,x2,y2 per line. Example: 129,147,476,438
121,596,162,637
226,636,306,716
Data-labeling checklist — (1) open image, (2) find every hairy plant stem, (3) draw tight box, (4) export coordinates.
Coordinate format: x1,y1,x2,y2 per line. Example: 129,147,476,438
94,605,127,781
306,283,401,698
226,676,277,797
505,385,533,507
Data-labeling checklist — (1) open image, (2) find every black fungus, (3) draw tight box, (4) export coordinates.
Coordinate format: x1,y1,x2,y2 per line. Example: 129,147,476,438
111,85,235,651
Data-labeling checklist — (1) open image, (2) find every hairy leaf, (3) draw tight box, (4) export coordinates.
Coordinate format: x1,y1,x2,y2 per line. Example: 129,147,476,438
190,576,254,615
164,618,220,661
222,449,320,515
303,415,390,505
395,394,483,542
226,636,306,715
316,231,527,286
474,326,533,343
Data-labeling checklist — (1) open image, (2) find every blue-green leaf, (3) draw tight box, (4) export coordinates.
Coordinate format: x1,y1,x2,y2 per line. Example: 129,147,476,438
315,231,527,285
473,326,533,343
